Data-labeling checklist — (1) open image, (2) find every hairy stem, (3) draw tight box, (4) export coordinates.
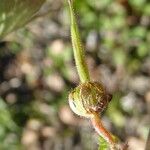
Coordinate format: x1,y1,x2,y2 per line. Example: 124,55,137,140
91,112,116,150
68,0,90,83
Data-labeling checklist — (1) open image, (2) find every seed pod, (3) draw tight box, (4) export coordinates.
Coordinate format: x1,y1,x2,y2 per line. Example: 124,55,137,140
68,81,112,118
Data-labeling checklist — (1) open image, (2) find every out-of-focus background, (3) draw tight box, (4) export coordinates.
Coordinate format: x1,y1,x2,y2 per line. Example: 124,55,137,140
0,0,150,150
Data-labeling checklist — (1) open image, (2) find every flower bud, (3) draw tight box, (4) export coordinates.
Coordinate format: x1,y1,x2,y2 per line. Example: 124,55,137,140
68,82,112,118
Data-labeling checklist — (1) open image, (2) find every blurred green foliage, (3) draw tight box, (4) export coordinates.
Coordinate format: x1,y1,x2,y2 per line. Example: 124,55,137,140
0,98,21,150
0,0,149,150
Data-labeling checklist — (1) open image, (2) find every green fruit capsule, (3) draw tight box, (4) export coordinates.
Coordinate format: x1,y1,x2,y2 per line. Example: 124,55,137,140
68,82,112,118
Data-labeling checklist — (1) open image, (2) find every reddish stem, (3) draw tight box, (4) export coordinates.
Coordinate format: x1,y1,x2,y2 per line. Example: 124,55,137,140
91,112,115,149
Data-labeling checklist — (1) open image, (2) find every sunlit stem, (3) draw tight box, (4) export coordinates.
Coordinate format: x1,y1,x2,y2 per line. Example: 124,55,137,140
68,0,90,83
91,112,116,150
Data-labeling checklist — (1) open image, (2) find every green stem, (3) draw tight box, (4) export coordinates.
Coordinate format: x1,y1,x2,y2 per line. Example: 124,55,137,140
68,0,90,83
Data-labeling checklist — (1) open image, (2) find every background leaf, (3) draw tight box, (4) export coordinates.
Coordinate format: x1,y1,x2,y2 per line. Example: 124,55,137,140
0,0,45,39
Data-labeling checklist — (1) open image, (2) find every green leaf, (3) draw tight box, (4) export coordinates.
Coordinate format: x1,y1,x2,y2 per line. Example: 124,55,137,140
98,136,109,150
98,134,119,150
0,0,45,39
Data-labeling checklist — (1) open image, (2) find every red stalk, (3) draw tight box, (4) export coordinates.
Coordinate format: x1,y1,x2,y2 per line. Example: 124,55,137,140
91,112,115,150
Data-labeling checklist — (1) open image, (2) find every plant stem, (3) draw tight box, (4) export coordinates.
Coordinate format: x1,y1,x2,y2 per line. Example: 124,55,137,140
91,112,116,150
68,0,90,83
68,1,117,149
